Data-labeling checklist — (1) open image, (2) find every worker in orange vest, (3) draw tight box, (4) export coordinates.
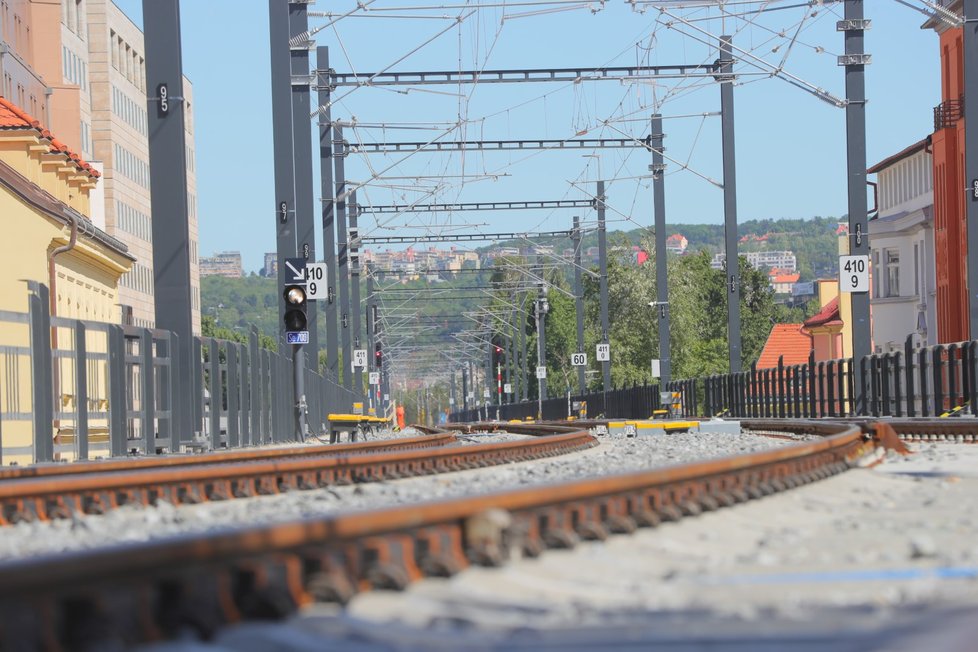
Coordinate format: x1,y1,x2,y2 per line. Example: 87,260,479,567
396,404,406,430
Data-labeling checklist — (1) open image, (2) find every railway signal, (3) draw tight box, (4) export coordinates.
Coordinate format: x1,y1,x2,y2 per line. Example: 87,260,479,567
283,285,308,336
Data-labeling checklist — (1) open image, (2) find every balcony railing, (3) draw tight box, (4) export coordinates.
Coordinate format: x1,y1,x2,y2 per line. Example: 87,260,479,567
934,96,964,131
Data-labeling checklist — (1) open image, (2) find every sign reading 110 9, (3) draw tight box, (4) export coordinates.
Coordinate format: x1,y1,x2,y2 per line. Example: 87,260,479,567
839,255,869,293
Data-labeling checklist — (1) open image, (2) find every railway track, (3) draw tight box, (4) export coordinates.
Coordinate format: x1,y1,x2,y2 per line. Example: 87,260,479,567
0,420,905,650
0,427,595,526
746,417,978,444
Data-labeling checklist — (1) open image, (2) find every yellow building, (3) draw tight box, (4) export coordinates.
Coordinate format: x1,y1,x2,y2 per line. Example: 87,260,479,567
0,96,132,464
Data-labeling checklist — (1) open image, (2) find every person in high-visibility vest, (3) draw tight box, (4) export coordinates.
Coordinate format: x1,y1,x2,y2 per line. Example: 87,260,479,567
396,404,406,430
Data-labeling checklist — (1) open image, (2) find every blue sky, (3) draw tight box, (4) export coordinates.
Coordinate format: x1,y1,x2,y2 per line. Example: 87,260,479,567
116,2,940,273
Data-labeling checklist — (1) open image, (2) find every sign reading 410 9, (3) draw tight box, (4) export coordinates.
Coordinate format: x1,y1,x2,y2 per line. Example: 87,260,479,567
839,255,869,293
305,263,328,300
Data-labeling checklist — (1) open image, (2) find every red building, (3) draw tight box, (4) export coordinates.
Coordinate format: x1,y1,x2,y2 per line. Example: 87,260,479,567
927,5,969,343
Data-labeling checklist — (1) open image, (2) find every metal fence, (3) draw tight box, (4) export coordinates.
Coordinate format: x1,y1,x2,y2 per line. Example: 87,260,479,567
0,282,358,465
449,378,697,423
450,334,978,422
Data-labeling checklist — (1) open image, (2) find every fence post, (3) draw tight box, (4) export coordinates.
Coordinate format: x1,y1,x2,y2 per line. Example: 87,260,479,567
948,343,959,410
74,320,89,461
209,338,221,449
27,282,54,462
108,324,127,457
919,346,930,417
227,343,240,448
250,329,260,446
192,337,203,439
167,332,181,453
140,329,155,455
933,345,945,415
240,342,251,447
881,353,892,417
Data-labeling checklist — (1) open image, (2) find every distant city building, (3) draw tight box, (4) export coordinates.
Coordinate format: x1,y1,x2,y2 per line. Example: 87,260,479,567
768,269,800,295
665,233,688,254
711,250,797,273
361,246,480,276
200,251,243,278
262,252,278,277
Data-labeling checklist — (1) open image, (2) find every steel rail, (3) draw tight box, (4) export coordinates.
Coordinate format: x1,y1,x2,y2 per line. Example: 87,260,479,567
0,430,594,525
0,433,444,482
0,421,904,649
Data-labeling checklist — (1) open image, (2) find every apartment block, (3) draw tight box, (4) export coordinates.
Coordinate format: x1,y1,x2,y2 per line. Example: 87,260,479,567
8,0,201,332
201,251,243,278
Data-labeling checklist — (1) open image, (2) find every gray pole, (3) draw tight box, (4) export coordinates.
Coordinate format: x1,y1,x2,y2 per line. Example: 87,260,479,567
573,215,586,394
651,114,671,386
843,3,871,410
270,0,296,350
964,0,978,339
350,191,363,402
508,306,517,403
143,0,193,440
289,2,318,355
521,295,529,402
720,35,742,373
597,180,611,391
335,126,353,394
462,365,469,413
366,268,375,413
292,343,307,438
315,47,340,386
535,294,547,417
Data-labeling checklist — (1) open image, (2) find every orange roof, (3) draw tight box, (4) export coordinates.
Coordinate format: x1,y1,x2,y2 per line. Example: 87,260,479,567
772,272,800,284
0,98,100,179
757,323,812,369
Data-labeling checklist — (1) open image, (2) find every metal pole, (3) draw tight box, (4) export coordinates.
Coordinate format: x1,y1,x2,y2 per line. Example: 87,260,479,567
335,125,353,394
520,297,529,402
573,216,587,394
507,306,517,404
366,267,375,413
536,296,546,417
462,365,469,413
143,0,192,439
597,180,611,392
270,0,296,350
289,1,318,355
651,114,671,386
843,3,871,411
967,0,978,340
720,35,742,373
350,191,364,403
293,343,307,438
315,46,340,387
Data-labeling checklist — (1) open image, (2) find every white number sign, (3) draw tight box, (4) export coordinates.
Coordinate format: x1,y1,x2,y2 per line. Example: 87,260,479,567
596,343,610,362
483,389,491,399
305,262,328,300
839,255,869,293
504,383,513,394
352,349,367,369
368,372,380,385
536,366,547,379
571,352,587,367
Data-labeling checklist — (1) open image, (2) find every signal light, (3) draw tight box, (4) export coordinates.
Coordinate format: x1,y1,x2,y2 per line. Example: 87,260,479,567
283,284,308,332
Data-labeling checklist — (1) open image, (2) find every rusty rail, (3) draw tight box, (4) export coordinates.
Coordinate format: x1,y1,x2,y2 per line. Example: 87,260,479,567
0,428,595,525
0,420,902,650
0,433,456,482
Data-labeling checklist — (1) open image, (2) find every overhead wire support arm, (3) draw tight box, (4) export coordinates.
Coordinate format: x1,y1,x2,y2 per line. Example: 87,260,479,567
320,63,720,87
351,138,647,153
358,199,595,214
361,230,574,245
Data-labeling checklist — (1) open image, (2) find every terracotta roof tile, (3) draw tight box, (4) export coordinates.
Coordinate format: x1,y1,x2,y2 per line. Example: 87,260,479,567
803,296,842,329
0,97,100,179
757,323,812,369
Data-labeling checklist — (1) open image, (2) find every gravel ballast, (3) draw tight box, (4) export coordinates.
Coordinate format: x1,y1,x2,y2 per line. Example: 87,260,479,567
0,427,786,560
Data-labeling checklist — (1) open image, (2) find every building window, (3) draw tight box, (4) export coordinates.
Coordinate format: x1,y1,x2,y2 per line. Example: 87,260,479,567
884,248,900,298
913,243,920,297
